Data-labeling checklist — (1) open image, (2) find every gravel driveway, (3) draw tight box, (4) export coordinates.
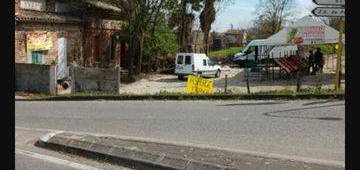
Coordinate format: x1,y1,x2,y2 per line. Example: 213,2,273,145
119,67,242,94
119,65,344,95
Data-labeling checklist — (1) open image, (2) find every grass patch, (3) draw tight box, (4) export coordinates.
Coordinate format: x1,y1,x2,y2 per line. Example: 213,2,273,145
15,92,56,98
254,88,344,95
16,87,344,101
208,47,243,60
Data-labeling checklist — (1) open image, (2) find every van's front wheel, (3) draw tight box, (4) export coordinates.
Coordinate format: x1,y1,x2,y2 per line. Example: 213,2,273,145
178,75,184,80
215,70,221,78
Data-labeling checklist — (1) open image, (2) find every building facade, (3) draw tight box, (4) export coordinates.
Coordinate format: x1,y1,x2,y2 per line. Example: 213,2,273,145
15,0,129,69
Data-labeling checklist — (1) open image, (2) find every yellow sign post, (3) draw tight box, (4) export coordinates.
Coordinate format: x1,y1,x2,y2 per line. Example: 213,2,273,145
334,18,344,90
186,75,214,94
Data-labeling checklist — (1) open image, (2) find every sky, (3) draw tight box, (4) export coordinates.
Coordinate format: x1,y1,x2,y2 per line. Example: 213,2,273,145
212,0,316,32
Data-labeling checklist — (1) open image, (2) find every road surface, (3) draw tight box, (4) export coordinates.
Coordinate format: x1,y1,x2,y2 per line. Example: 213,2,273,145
15,100,345,169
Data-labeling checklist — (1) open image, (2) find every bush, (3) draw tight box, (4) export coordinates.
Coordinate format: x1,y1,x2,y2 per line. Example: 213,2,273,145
208,47,243,59
308,44,337,55
208,47,243,64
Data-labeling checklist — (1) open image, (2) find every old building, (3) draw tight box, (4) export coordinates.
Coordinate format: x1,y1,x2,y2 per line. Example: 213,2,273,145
210,29,245,51
223,29,244,47
15,0,129,69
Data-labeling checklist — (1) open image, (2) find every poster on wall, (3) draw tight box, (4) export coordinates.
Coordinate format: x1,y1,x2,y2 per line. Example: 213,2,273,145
287,26,325,45
26,32,53,51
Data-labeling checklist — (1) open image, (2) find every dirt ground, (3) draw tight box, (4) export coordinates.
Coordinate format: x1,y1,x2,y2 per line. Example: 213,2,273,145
119,63,345,95
119,67,242,94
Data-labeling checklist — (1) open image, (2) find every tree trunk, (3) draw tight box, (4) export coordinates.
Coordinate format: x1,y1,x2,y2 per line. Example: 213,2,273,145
136,29,144,74
127,39,135,80
203,31,209,55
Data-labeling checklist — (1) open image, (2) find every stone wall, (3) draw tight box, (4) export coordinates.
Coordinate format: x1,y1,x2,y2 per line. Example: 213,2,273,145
15,63,56,94
72,66,119,93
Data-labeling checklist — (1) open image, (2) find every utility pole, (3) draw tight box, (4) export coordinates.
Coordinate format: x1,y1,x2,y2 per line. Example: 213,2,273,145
311,0,345,90
335,17,344,90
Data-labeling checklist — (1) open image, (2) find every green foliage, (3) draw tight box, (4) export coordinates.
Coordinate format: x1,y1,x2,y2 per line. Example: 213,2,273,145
143,20,180,68
308,44,337,55
154,23,180,57
208,47,243,59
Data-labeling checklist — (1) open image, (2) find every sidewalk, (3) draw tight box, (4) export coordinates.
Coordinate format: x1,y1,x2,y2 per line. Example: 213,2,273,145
37,132,344,170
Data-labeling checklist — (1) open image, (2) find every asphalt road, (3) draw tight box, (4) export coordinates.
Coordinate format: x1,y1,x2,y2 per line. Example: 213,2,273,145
15,100,345,169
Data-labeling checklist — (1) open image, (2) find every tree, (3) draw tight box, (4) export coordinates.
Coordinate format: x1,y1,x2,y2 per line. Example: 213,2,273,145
328,17,345,33
200,0,216,54
168,0,203,53
251,0,294,38
143,18,180,72
102,0,168,79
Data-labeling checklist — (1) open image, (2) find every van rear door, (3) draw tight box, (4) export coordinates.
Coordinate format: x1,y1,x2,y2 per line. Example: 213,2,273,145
183,55,193,73
175,54,193,75
175,55,184,73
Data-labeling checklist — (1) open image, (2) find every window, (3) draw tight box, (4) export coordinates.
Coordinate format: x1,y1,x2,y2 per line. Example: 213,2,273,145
31,51,43,64
177,55,183,64
203,59,207,66
109,36,116,59
185,56,191,64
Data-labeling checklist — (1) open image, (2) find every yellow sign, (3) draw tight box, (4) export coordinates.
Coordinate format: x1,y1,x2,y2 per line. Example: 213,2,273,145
27,32,53,51
186,75,214,94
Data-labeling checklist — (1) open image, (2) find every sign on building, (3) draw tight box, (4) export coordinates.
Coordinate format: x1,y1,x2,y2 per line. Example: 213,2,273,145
186,75,214,94
26,32,53,51
287,26,325,45
20,0,46,11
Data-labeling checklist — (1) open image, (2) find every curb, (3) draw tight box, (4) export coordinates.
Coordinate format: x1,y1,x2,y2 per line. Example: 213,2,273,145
16,93,344,101
36,132,236,170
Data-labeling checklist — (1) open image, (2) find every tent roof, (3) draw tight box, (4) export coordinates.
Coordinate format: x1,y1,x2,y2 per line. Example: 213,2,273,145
263,15,344,46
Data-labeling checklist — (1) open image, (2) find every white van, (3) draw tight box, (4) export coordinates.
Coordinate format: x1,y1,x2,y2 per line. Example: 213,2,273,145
233,40,298,66
174,53,221,80
233,39,271,65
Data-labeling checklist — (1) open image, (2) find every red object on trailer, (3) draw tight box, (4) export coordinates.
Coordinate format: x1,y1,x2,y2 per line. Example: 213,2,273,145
274,55,308,73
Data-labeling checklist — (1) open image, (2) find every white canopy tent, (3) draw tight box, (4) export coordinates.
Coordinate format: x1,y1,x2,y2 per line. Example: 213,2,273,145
262,15,344,46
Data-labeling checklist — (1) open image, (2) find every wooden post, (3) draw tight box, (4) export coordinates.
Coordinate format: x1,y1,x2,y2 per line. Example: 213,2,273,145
296,70,301,92
71,65,75,94
335,18,344,90
117,66,121,94
54,65,58,95
224,74,228,94
246,59,250,94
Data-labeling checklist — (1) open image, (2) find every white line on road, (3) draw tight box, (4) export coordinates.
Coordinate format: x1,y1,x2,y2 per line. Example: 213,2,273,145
16,126,345,168
15,149,103,170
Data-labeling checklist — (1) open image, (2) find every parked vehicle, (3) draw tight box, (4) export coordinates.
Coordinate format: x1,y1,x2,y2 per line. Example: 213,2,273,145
174,53,222,80
232,39,270,66
233,39,298,66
